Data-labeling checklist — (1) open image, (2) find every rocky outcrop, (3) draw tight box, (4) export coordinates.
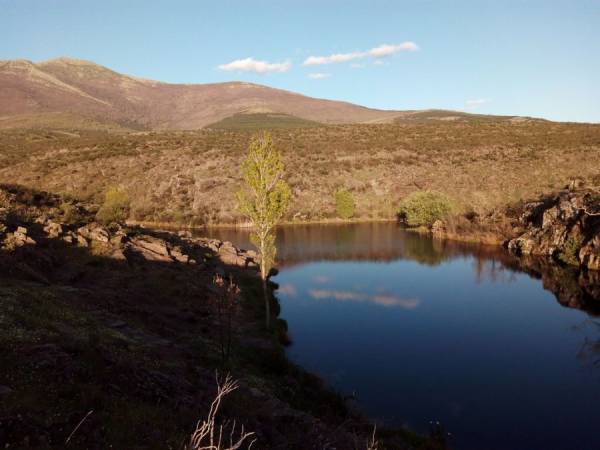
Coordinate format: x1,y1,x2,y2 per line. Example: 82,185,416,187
579,235,600,271
507,189,600,270
1,207,257,270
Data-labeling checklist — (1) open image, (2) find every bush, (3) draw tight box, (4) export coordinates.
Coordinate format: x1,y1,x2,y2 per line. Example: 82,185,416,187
96,187,130,224
335,190,355,219
558,235,583,266
398,191,454,227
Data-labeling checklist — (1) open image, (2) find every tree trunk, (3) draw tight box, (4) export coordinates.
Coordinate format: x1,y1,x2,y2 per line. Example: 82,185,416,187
260,236,270,329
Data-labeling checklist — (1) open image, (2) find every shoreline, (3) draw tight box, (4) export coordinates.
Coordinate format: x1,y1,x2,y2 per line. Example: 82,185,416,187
127,217,399,230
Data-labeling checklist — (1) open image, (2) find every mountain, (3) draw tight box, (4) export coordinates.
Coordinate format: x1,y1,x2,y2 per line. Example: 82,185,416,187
0,57,406,129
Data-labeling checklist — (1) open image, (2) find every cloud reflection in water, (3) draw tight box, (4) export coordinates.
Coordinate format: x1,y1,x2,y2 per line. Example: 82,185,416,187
308,288,420,309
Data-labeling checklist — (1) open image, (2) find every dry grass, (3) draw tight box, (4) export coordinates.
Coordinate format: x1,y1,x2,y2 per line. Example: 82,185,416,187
187,373,256,450
1,120,599,225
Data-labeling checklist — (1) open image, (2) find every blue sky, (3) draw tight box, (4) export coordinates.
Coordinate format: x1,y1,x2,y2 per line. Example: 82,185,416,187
1,0,599,122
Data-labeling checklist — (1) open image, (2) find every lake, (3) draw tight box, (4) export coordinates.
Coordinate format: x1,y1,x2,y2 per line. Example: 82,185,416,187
205,223,600,450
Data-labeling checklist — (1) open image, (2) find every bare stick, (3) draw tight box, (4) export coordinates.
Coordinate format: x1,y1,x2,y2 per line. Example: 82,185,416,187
65,410,94,445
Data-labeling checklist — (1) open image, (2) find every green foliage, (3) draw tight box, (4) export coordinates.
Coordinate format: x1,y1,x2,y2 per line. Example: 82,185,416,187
96,187,130,225
558,235,583,266
398,191,454,227
335,190,355,219
236,132,291,279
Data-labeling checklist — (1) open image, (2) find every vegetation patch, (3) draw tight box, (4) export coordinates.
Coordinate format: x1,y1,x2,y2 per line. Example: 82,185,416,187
398,191,454,227
335,189,356,219
96,187,130,224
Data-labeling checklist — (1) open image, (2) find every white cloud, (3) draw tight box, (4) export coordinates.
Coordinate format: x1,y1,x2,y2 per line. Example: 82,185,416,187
303,51,364,66
368,42,419,57
303,41,418,66
218,57,291,74
465,98,492,109
308,72,331,79
373,60,386,66
350,63,365,69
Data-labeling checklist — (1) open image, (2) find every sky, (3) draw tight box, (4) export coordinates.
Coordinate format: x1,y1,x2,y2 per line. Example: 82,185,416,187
1,0,599,122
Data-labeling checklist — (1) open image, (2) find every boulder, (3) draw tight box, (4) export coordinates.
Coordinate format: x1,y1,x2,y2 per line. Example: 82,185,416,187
127,235,172,262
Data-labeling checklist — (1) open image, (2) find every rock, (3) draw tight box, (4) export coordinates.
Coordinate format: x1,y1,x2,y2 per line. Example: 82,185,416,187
43,221,63,238
579,235,600,270
10,226,36,246
218,244,250,267
519,201,545,225
78,223,110,243
170,246,190,263
507,190,600,270
126,235,172,262
110,233,127,246
508,236,536,255
77,234,88,247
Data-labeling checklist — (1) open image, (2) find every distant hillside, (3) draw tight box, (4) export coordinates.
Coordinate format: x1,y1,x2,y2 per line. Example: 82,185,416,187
0,57,404,129
1,120,598,225
391,109,542,124
0,57,541,130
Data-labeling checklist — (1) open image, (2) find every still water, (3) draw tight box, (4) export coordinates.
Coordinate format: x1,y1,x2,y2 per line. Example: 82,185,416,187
205,223,600,450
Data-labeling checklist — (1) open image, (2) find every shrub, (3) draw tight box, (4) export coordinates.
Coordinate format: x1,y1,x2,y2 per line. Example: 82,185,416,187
335,190,355,219
397,191,454,227
558,235,583,266
96,187,130,225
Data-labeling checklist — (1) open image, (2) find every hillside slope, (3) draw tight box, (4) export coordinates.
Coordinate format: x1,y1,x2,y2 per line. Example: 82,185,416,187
1,121,598,225
0,57,403,129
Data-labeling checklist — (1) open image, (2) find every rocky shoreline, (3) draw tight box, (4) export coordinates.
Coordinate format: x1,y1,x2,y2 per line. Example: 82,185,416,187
427,183,600,272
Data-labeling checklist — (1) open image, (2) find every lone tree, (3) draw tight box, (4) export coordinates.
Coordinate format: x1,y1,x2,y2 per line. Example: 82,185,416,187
237,132,290,326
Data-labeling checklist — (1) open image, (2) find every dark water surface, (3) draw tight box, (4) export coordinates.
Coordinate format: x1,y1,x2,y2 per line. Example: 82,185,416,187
204,223,600,450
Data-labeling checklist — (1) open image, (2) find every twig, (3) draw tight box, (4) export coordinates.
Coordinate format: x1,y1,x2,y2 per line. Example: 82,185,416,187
65,410,93,445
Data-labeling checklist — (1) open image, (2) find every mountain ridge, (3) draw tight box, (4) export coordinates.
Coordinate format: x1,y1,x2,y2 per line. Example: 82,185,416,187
0,56,546,130
0,57,407,129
